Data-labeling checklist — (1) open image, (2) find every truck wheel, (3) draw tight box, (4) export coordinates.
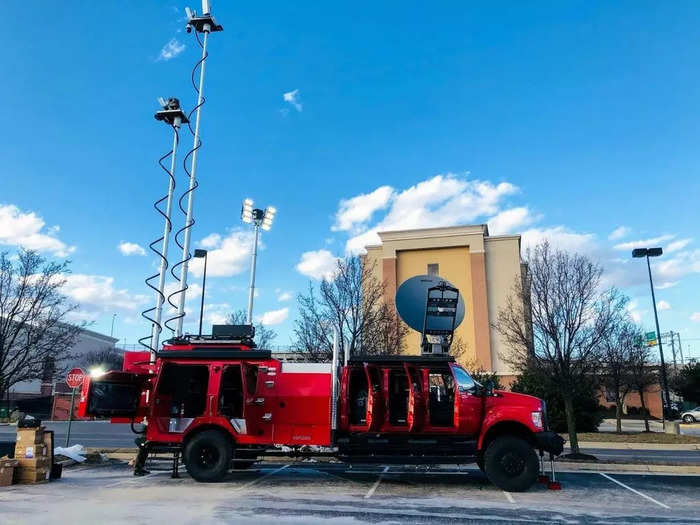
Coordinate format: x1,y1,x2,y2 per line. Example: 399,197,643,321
483,436,538,492
183,429,232,482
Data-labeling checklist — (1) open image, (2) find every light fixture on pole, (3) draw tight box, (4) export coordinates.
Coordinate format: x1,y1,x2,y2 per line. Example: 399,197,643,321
194,249,208,337
632,246,672,417
241,199,276,324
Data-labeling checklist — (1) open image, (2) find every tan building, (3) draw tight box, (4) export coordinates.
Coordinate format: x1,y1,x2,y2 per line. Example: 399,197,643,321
364,224,525,380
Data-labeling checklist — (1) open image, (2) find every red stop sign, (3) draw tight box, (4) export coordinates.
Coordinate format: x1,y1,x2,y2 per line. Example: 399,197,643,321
66,368,85,389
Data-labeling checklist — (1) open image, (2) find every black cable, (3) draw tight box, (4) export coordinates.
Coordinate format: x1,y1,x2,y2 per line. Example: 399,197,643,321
139,126,180,351
165,29,208,334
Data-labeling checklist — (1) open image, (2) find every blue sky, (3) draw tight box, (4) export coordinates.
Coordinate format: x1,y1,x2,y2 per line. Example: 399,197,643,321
2,2,699,359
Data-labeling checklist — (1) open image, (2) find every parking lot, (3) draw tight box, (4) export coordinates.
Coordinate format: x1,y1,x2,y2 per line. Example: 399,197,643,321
1,461,698,524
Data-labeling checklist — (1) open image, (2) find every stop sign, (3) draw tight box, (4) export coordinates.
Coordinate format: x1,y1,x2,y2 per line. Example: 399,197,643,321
66,368,85,389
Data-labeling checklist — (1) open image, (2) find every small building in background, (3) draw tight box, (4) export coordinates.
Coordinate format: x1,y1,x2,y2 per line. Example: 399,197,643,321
8,327,119,420
364,224,527,385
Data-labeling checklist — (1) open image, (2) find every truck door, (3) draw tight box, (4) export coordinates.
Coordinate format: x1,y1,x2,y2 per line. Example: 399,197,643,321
404,364,425,431
243,363,273,440
78,371,148,419
365,364,385,431
451,364,483,436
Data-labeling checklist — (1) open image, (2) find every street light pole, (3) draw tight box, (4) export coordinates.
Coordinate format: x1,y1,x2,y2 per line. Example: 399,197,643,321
247,223,260,325
194,249,208,337
634,247,672,416
241,199,276,325
110,313,117,338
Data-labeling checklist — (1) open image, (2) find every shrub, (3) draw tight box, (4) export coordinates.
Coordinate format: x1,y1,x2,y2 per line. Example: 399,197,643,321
511,366,604,433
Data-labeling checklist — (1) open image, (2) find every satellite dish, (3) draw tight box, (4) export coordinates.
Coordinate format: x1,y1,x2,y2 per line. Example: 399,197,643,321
395,275,465,334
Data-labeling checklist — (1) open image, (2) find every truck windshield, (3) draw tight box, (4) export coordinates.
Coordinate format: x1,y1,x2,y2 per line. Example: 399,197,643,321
452,366,478,393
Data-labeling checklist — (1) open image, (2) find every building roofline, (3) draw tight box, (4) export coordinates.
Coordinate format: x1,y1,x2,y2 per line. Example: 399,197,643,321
79,327,119,344
377,224,489,242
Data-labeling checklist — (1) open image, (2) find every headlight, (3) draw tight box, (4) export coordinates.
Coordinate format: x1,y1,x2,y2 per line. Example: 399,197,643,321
531,411,543,430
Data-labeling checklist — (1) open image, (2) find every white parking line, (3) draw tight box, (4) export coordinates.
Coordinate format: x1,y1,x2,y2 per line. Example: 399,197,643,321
502,491,515,503
599,472,670,509
364,466,390,499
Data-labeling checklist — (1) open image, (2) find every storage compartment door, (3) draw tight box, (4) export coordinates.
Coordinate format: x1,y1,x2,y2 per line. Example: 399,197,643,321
78,372,146,418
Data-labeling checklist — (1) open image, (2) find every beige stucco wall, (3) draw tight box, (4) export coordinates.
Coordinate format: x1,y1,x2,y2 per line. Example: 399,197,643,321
484,236,522,375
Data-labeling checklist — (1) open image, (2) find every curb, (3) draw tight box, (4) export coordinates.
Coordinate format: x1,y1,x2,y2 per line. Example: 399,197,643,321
557,461,700,475
577,442,700,451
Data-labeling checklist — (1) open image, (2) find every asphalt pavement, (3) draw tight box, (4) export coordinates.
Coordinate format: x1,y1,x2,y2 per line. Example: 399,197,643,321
1,462,699,523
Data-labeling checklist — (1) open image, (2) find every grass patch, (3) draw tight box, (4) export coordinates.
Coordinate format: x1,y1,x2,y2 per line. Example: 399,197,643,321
563,432,700,444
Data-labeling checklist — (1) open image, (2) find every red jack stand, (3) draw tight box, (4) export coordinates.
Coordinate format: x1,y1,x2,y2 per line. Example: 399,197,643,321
548,481,562,490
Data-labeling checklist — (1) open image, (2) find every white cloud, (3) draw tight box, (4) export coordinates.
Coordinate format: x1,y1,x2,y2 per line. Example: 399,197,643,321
63,274,148,314
613,234,675,251
118,241,146,256
157,38,185,61
608,226,631,241
666,238,692,253
296,249,339,281
343,174,518,254
189,229,255,278
521,226,597,254
332,186,394,232
257,307,289,326
283,89,302,112
199,233,222,249
0,204,74,256
691,312,700,323
276,290,292,302
656,281,679,289
488,207,535,235
656,300,671,311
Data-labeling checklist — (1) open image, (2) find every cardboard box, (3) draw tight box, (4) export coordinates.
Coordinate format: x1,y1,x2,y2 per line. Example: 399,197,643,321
14,467,49,484
0,457,19,487
16,457,50,470
14,443,48,459
16,428,44,445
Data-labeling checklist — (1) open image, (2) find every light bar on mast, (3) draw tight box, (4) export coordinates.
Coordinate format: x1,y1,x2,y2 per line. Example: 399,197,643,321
261,206,276,231
241,198,254,223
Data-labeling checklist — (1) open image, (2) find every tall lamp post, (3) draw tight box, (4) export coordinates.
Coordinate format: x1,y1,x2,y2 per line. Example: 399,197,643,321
241,198,276,324
632,247,672,417
194,249,208,337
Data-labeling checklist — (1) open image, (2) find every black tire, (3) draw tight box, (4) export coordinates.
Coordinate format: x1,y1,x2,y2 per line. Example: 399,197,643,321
483,436,538,492
683,414,696,424
183,429,233,482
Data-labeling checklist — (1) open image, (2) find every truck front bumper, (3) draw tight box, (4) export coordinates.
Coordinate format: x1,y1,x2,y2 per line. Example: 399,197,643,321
535,431,565,456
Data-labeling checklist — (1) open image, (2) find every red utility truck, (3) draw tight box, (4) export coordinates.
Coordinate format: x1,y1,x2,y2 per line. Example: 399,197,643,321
79,324,564,492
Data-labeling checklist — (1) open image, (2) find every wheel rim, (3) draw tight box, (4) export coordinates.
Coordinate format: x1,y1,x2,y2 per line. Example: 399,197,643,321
684,415,693,423
499,451,526,476
195,444,220,470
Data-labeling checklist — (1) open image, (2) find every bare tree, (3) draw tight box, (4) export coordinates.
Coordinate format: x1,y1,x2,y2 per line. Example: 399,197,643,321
81,346,124,372
495,241,617,456
599,297,639,433
628,341,657,432
227,309,278,349
0,250,81,398
293,256,408,361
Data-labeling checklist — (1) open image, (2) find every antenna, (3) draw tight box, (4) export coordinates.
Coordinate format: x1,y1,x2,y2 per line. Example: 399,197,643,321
395,275,465,355
169,4,223,337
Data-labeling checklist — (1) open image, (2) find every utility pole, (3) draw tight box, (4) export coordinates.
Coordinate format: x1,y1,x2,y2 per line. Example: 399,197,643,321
677,332,685,365
669,331,677,369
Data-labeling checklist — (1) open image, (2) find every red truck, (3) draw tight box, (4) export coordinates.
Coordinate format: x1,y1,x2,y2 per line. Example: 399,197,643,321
78,325,564,492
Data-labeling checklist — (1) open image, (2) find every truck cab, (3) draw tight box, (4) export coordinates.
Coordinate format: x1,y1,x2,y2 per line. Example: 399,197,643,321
79,326,563,491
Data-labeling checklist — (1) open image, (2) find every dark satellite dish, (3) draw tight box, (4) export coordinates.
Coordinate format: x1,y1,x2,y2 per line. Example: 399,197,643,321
395,275,465,355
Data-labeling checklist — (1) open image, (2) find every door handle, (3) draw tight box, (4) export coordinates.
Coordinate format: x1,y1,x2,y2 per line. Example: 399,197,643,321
254,397,265,405
262,413,272,421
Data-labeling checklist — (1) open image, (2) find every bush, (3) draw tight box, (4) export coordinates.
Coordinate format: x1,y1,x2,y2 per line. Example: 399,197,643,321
511,366,604,433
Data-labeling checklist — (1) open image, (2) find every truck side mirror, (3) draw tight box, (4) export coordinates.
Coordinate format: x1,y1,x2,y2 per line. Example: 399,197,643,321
483,380,494,397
